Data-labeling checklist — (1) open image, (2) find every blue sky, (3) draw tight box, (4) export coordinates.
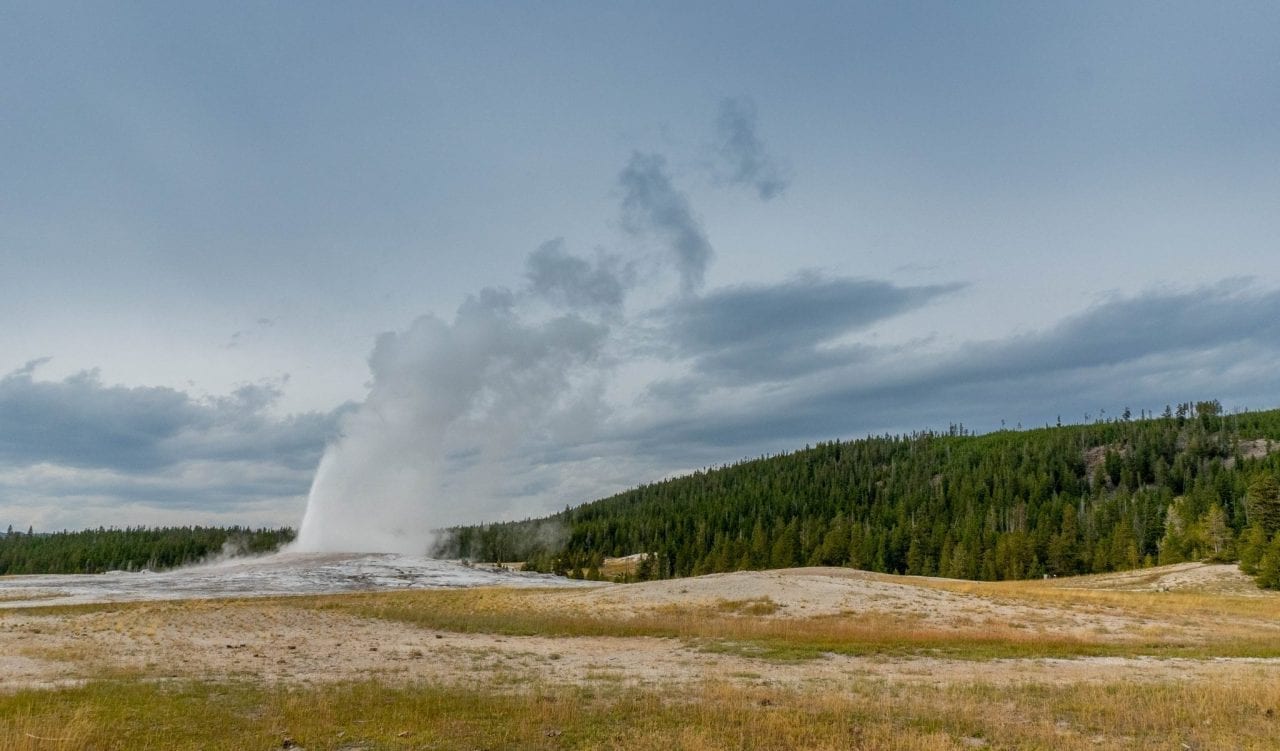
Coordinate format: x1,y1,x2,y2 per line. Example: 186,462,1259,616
3,2,1279,533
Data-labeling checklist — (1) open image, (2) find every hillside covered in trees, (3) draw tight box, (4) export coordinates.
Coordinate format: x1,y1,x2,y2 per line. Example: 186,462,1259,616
440,402,1280,588
0,526,295,575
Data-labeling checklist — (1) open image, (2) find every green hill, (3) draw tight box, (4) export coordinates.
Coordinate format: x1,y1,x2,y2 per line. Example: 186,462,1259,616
439,401,1280,587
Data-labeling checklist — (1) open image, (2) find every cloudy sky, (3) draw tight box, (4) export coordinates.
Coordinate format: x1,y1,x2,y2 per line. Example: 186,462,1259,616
3,2,1279,535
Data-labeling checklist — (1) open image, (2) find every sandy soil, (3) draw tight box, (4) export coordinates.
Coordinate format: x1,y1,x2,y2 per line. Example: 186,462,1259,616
3,563,1278,694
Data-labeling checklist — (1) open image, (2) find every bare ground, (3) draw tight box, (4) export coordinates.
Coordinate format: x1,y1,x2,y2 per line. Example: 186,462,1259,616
3,563,1278,694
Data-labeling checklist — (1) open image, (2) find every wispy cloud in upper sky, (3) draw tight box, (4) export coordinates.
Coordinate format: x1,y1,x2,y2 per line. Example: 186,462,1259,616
712,97,789,200
619,152,714,296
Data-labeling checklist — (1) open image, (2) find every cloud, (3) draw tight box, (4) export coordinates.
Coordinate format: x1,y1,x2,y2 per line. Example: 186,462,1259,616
661,273,963,383
0,365,344,528
0,460,310,532
713,97,789,200
525,239,631,315
944,279,1280,383
0,366,203,471
619,152,713,295
629,281,1280,460
0,363,339,476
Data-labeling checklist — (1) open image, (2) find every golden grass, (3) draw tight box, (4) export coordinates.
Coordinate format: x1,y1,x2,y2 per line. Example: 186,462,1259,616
601,555,640,578
0,593,60,604
713,596,782,616
3,675,1280,750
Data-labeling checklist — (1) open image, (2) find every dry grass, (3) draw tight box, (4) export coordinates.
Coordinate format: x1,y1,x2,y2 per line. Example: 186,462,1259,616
0,593,60,604
3,675,1280,750
714,596,782,616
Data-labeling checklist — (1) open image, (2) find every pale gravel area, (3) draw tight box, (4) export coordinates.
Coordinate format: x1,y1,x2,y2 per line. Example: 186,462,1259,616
543,567,1155,639
1048,561,1268,595
2,563,1278,694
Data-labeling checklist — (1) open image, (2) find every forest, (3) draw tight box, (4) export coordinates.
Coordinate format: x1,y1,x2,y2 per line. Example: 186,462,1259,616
439,401,1280,588
0,526,295,575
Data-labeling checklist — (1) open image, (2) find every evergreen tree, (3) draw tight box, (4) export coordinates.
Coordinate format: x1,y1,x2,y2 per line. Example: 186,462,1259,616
1239,524,1269,576
1254,533,1280,590
1047,505,1080,575
1246,473,1280,535
1202,504,1234,562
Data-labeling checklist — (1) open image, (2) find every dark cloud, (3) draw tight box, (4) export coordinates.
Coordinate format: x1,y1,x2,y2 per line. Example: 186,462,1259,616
0,364,340,473
619,152,713,295
713,97,789,200
525,239,630,315
0,462,311,511
629,282,1280,461
662,274,963,383
945,279,1280,383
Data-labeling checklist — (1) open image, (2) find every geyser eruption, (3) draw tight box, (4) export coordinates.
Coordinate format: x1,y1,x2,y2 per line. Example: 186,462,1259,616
293,287,614,553
294,136,732,553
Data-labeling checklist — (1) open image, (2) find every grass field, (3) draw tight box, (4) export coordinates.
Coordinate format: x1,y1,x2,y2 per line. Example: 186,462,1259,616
3,563,1279,750
5,675,1280,750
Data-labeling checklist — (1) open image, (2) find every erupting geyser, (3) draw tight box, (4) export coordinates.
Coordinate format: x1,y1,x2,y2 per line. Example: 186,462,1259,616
293,147,727,553
292,286,615,554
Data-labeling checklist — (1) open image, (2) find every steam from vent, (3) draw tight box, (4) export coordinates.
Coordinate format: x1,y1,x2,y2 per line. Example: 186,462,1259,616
293,161,713,552
293,287,618,553
294,103,773,554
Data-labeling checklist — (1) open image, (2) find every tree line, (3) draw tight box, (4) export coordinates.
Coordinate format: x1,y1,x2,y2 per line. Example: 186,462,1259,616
438,401,1280,589
0,525,295,575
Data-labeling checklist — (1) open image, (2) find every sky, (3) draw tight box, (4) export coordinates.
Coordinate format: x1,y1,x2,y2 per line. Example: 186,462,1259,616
3,1,1280,534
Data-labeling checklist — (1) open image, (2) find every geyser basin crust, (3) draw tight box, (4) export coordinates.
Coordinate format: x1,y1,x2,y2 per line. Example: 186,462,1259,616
0,553,599,609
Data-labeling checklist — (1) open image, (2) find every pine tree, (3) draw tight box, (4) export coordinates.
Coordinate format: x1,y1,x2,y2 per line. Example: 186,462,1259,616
1048,505,1080,575
1202,504,1233,562
1239,524,1269,575
635,553,655,581
1254,533,1280,590
1246,473,1280,535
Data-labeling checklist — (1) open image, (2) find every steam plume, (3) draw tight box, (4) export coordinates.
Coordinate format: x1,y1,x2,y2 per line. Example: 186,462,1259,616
294,289,610,552
295,111,768,554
